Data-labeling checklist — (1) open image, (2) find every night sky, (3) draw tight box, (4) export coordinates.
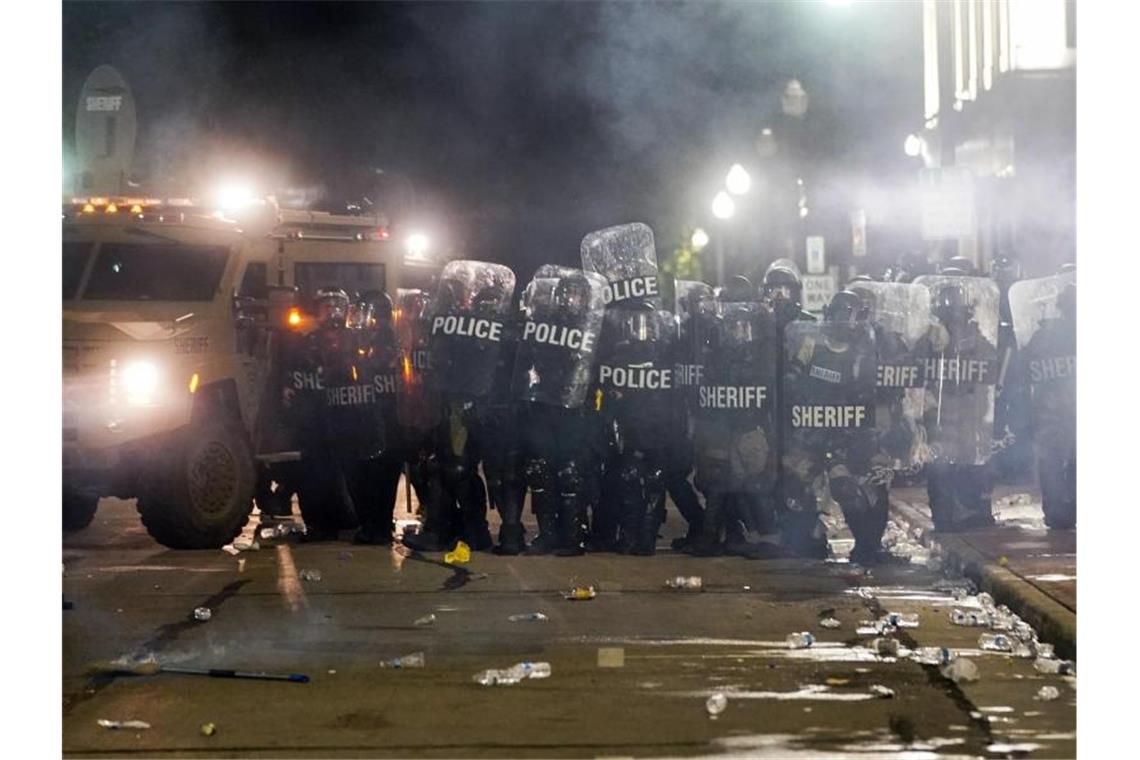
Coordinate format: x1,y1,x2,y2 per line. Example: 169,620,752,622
62,1,923,277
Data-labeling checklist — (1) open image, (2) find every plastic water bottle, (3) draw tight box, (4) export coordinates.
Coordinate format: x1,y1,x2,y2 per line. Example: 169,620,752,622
665,576,703,590
786,631,815,649
380,651,425,669
912,646,954,666
299,569,322,582
818,617,841,629
978,633,1013,652
1033,642,1055,659
884,612,920,628
1033,657,1074,675
705,692,728,717
507,613,549,622
1036,685,1061,701
473,669,520,686
507,661,552,680
871,637,900,657
413,613,436,627
192,607,212,622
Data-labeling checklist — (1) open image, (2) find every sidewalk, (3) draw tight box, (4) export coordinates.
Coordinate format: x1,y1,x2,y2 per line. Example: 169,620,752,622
889,482,1077,660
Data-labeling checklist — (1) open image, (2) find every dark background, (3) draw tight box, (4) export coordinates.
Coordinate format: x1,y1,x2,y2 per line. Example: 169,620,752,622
63,1,924,278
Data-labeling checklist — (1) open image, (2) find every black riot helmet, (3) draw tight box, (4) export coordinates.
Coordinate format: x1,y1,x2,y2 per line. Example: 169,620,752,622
945,256,976,275
763,265,802,303
850,285,876,322
939,266,967,277
990,256,1021,292
554,276,590,314
824,291,863,342
619,299,660,342
719,274,754,303
472,285,503,315
363,290,393,324
933,283,972,327
314,287,351,328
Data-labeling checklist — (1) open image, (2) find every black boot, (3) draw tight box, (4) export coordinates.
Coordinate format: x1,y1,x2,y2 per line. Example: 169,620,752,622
554,500,588,557
527,492,560,555
685,493,725,556
494,480,527,555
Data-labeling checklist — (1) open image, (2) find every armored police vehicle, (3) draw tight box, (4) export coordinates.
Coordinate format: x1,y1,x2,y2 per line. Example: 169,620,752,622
62,66,436,547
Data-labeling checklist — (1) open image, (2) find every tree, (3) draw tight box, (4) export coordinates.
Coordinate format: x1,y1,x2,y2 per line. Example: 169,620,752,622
661,225,706,283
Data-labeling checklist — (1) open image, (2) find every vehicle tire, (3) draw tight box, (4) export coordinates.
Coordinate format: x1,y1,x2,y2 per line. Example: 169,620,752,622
63,491,99,532
137,421,256,549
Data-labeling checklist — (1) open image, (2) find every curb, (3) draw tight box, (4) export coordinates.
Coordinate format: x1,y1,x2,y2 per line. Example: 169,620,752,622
890,498,1077,662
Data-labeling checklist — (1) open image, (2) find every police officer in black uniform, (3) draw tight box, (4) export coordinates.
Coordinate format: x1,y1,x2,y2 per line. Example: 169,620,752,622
781,291,880,559
915,282,1001,531
516,271,607,556
343,291,405,544
282,288,357,541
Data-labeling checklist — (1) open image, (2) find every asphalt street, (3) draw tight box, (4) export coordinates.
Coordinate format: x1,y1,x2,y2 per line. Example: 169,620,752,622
62,497,1075,758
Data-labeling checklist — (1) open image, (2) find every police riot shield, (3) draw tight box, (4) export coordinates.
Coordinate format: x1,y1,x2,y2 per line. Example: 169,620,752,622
394,289,441,432
513,266,608,409
912,275,1001,465
1009,273,1076,459
782,320,878,471
674,280,715,398
580,222,666,309
847,281,932,469
691,299,780,491
596,307,677,449
322,318,402,459
428,260,516,399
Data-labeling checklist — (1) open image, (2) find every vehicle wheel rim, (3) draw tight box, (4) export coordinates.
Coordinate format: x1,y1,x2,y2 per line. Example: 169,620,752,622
188,440,239,517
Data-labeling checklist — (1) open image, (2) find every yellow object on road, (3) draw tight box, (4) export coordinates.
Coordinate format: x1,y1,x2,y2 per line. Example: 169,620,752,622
444,541,471,565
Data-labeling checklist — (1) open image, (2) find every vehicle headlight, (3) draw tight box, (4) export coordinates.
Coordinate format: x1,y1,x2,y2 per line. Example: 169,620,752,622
122,360,160,406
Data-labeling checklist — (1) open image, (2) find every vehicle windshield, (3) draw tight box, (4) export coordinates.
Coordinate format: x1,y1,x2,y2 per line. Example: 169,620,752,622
81,242,230,301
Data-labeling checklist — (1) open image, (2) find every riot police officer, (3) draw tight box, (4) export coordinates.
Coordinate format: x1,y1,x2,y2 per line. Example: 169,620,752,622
515,268,608,556
343,291,405,545
914,279,1001,532
282,288,357,541
781,292,879,559
596,300,677,555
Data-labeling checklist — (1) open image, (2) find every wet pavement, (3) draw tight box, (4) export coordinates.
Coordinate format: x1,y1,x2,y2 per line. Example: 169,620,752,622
63,497,1075,758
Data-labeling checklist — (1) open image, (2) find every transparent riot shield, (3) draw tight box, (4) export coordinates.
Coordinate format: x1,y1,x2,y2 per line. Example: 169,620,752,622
579,222,666,309
394,288,441,432
912,275,1001,465
782,320,878,466
1009,272,1076,349
428,260,516,399
691,299,780,493
848,281,931,470
673,280,715,398
1009,274,1076,460
513,266,607,409
596,307,677,447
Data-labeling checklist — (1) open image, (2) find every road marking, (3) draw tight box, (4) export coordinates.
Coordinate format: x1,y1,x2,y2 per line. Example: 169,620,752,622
275,544,308,613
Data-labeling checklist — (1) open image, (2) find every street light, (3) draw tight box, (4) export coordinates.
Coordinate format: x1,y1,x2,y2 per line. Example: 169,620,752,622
406,232,430,260
691,227,709,251
712,191,736,220
726,164,752,195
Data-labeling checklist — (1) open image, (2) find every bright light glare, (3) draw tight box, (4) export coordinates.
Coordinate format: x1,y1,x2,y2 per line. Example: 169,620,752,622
691,228,710,251
904,134,923,157
123,361,159,406
725,164,752,195
406,232,430,258
215,183,255,211
712,191,735,220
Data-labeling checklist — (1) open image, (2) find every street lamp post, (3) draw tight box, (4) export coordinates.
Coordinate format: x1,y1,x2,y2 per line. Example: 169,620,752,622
711,191,736,286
